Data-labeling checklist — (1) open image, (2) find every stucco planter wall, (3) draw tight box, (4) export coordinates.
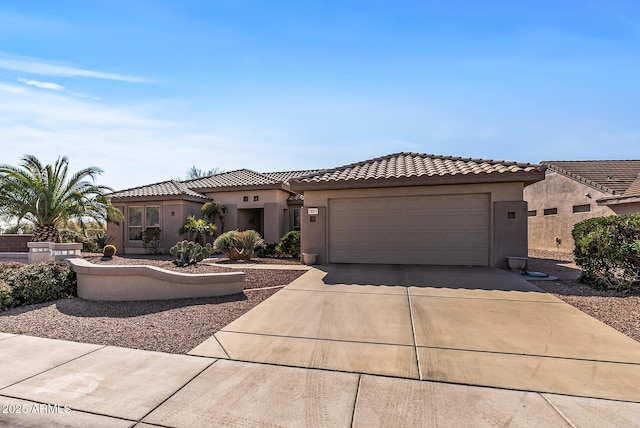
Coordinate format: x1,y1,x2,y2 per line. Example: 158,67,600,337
69,258,245,301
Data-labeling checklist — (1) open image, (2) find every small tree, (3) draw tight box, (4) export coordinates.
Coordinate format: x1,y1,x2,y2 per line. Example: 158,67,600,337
202,201,225,233
179,216,216,245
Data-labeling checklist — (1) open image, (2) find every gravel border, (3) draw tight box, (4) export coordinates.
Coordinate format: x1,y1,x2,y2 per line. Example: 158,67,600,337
527,250,639,342
1,252,638,353
0,256,307,353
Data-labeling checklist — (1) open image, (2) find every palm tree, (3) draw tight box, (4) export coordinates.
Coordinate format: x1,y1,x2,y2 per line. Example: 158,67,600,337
202,201,225,233
0,155,121,242
179,215,217,245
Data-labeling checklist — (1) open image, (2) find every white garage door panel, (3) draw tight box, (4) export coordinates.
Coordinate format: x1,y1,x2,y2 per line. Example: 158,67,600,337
329,194,489,265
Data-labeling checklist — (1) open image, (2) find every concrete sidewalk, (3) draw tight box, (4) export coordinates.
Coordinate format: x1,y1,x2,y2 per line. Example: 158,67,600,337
1,264,640,426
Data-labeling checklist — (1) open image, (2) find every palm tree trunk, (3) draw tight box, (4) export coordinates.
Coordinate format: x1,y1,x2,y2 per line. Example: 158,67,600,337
32,225,61,242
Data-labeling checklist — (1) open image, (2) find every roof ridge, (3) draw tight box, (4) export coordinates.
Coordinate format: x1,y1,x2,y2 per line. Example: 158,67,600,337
317,152,535,175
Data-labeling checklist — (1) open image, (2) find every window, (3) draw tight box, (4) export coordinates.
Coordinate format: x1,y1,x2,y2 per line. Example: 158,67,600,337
243,196,249,202
528,210,537,217
253,196,259,202
573,204,591,213
128,205,160,241
145,206,160,235
543,208,558,216
293,207,301,231
128,207,143,241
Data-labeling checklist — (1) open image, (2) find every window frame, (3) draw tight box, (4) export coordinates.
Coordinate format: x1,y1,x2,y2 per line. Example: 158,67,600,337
128,205,161,242
293,207,301,231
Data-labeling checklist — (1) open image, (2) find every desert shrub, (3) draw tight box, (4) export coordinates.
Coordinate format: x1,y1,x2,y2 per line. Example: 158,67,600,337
213,230,264,260
0,262,26,274
0,261,77,308
142,228,162,254
169,240,212,266
572,214,640,292
213,230,238,257
103,244,117,257
277,231,301,257
60,229,100,253
0,280,13,311
93,232,114,249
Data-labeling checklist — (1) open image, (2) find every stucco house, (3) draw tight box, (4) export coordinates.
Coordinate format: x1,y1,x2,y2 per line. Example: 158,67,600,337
107,169,318,254
290,152,544,268
524,160,640,254
108,152,545,268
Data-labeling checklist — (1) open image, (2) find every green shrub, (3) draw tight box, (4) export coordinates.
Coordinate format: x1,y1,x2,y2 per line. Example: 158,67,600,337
0,261,77,308
103,245,117,257
213,230,264,260
277,231,301,257
0,280,14,311
257,243,278,257
572,214,640,292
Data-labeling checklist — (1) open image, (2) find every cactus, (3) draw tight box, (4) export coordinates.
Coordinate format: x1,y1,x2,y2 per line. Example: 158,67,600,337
169,240,212,267
103,244,117,258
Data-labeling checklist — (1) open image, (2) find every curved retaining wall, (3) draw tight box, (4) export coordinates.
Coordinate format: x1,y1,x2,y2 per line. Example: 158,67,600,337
69,259,245,301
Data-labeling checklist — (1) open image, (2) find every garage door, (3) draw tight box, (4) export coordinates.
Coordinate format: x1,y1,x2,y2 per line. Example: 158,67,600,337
329,194,489,265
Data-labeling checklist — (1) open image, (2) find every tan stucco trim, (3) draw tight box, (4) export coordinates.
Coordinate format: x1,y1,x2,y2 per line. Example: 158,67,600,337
70,258,245,301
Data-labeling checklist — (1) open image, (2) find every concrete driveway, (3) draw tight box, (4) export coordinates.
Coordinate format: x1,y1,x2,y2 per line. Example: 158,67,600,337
3,264,640,426
192,264,640,403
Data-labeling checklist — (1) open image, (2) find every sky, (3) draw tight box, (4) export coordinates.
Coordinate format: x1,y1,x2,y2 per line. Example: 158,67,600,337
1,0,640,191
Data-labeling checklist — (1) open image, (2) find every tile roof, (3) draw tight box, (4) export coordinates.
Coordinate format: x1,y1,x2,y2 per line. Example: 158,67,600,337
110,180,210,200
291,152,543,186
543,160,640,195
261,170,324,182
183,169,280,189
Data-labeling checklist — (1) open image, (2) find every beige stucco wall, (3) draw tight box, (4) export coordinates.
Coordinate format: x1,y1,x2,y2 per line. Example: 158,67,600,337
204,189,292,243
107,200,204,255
301,181,526,267
203,189,290,206
524,172,615,254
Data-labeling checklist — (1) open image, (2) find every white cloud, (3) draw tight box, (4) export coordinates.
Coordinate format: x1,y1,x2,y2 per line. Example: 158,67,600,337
0,53,150,83
18,78,64,91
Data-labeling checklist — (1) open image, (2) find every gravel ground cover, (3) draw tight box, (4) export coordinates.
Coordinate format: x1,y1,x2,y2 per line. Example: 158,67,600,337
0,256,306,353
527,250,640,342
1,252,638,352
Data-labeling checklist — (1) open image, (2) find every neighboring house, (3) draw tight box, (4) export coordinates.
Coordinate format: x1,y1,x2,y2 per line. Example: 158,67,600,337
524,160,640,254
290,152,545,268
107,169,319,254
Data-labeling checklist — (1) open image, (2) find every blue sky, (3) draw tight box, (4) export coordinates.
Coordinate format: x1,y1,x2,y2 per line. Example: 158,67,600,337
1,0,639,191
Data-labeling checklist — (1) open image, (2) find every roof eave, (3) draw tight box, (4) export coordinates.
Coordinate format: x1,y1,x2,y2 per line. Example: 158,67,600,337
109,195,210,204
290,170,546,192
597,195,640,206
